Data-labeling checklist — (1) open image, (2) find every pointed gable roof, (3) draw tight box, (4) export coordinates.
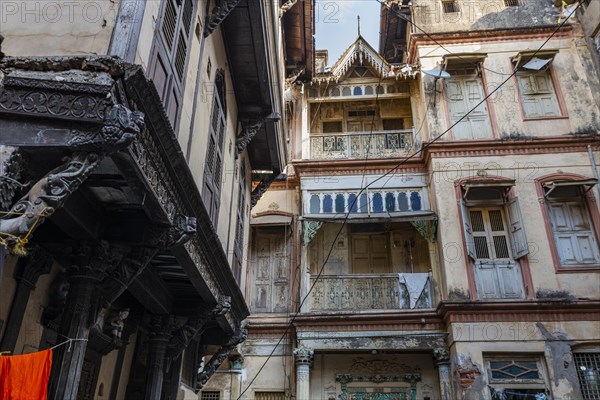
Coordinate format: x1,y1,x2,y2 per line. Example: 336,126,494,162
331,35,391,79
313,35,417,83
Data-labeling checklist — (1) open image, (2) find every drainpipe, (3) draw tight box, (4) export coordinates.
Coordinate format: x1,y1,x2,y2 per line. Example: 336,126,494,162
588,145,600,200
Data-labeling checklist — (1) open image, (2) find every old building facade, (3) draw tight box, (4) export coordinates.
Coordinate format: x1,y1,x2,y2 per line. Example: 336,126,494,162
235,0,600,400
0,0,302,399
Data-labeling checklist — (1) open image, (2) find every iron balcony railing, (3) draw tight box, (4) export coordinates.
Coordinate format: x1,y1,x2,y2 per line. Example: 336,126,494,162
308,273,432,312
309,129,415,160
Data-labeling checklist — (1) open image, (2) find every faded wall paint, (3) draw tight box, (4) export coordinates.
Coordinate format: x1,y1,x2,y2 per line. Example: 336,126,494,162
1,0,120,56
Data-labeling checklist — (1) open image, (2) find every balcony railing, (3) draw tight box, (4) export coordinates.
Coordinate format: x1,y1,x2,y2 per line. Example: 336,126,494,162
309,273,432,312
310,130,414,160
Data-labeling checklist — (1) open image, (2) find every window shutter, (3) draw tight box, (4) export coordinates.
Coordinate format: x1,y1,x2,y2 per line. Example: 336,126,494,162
460,200,476,260
506,197,529,258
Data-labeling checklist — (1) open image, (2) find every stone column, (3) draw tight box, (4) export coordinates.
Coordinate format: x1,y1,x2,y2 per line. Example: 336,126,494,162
229,354,244,399
433,347,452,400
294,347,314,400
49,242,123,400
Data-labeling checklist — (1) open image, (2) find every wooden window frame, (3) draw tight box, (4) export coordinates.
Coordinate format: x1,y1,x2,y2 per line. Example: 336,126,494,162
147,0,196,131
535,173,600,273
484,355,552,398
232,162,247,283
455,176,535,300
511,52,569,121
442,57,500,141
202,69,227,229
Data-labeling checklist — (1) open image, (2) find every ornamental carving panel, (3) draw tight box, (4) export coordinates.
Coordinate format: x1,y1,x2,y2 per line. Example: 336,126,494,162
0,88,109,121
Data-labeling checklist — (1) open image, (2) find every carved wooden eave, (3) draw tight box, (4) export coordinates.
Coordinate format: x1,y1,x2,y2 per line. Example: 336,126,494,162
204,0,241,37
312,35,419,84
0,56,249,336
123,68,250,328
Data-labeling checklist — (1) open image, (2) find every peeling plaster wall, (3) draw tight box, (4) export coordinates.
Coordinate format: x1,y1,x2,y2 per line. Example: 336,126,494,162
416,36,600,141
430,153,600,300
411,0,560,34
449,321,597,399
1,0,120,56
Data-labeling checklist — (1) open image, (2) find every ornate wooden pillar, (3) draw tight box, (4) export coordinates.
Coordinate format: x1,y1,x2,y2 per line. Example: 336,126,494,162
0,246,52,352
294,347,314,400
48,241,123,400
433,347,453,400
144,315,178,400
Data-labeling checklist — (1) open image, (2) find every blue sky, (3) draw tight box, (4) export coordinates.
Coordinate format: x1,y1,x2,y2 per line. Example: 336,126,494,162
315,0,381,66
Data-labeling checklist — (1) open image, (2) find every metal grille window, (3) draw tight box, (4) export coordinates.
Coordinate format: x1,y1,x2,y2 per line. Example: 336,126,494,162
254,392,286,400
574,353,600,399
459,185,528,299
504,0,523,6
469,208,512,260
201,391,221,400
442,0,460,13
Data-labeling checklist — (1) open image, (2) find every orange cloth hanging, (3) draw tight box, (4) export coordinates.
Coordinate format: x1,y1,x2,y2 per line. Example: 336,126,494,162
0,349,53,400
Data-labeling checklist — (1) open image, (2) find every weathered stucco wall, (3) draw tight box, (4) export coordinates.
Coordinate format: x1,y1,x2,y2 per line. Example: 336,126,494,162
411,0,559,34
417,35,600,141
449,320,600,399
430,152,600,299
1,0,120,56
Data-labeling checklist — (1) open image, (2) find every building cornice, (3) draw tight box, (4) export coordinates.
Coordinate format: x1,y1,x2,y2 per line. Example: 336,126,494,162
408,25,577,64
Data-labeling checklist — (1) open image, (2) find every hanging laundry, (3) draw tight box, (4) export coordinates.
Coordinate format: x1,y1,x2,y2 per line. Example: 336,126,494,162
0,349,52,400
398,273,430,309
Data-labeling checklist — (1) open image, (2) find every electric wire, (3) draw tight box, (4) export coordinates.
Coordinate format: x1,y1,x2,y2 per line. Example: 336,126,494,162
235,3,580,398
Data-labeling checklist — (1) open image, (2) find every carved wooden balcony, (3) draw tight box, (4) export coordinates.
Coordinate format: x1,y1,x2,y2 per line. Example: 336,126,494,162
309,130,414,160
308,273,433,312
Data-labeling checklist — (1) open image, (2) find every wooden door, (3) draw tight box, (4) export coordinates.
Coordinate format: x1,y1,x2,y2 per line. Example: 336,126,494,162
251,230,291,313
352,234,390,273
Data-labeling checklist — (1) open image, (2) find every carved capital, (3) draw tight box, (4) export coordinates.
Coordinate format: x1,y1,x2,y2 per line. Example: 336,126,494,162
293,347,314,366
403,373,422,388
14,245,53,288
228,353,244,369
433,347,451,365
63,240,125,283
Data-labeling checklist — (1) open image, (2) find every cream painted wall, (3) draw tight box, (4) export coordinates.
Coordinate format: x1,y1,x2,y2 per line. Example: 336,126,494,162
430,152,600,299
1,0,120,56
9,260,62,354
418,38,600,140
416,37,600,141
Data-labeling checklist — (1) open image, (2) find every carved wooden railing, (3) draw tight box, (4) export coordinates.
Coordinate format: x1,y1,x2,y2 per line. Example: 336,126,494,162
310,130,414,160
309,273,432,312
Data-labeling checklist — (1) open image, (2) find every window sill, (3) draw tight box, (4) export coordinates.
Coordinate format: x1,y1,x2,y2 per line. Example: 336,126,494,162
523,115,568,122
556,265,600,273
